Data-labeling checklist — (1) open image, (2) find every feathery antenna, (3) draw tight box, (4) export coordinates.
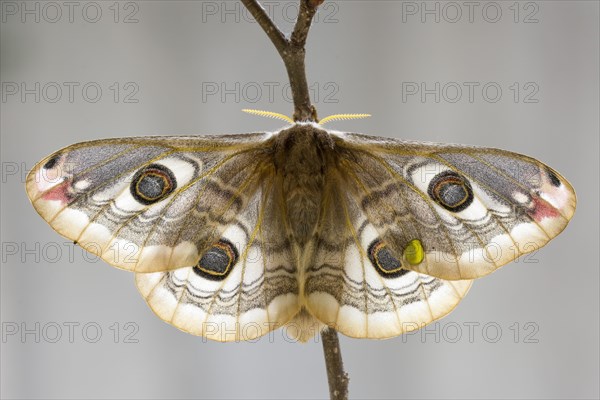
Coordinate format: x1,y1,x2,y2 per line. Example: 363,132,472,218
242,109,294,124
243,109,371,126
318,113,371,125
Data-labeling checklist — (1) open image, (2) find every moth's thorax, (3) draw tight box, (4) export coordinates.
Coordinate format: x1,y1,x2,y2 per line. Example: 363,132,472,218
273,124,334,245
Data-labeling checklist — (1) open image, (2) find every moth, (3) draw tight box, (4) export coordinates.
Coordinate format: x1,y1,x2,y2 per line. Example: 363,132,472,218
25,110,576,342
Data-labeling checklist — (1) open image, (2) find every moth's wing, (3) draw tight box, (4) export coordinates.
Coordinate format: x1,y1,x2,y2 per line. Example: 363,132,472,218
135,177,300,341
25,134,276,272
333,132,576,280
304,174,472,339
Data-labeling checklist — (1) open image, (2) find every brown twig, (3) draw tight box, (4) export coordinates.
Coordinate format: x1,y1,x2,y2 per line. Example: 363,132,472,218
321,327,350,400
239,1,349,399
239,0,287,54
240,0,319,122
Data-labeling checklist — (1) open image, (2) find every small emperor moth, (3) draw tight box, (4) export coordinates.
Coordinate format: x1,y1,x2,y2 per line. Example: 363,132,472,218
25,110,576,342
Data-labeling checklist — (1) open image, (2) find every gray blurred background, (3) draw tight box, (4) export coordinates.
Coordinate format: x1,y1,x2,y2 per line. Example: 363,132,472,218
1,1,598,399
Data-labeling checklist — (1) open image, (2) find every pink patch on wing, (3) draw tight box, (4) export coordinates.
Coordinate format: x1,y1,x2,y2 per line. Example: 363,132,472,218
528,195,560,222
41,180,72,204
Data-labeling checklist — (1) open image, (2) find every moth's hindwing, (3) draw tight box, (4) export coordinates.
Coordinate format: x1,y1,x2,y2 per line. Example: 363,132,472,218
305,173,472,339
334,133,577,280
135,176,301,341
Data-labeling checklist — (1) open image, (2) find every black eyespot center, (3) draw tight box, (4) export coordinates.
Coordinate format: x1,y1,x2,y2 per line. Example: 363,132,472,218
368,240,409,278
193,239,239,281
130,164,176,205
136,171,169,199
428,170,474,212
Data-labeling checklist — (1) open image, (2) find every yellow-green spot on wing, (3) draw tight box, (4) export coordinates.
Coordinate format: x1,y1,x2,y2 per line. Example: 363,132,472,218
403,239,424,265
